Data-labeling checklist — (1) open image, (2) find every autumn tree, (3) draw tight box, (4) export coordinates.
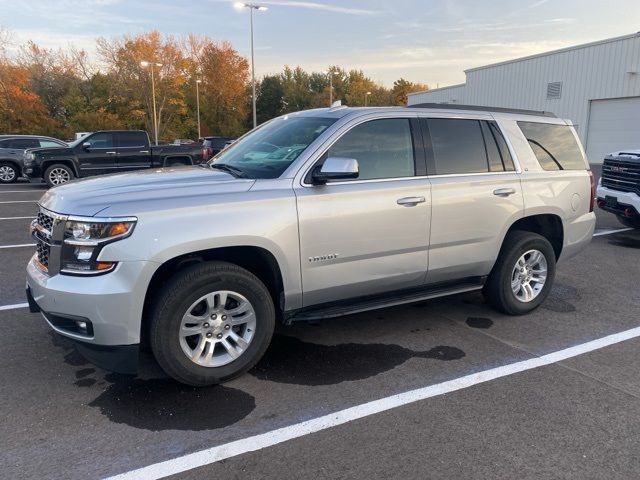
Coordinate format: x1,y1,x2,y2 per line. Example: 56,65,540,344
392,78,429,106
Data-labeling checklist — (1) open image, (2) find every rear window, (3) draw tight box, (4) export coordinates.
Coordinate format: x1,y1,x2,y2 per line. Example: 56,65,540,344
518,122,585,170
8,139,39,149
118,132,147,147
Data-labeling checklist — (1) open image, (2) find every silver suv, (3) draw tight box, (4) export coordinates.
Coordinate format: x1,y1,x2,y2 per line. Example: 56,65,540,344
26,105,596,386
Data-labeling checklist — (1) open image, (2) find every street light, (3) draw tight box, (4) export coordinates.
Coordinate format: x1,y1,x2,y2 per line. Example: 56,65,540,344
324,69,342,106
196,79,202,139
234,2,268,129
365,91,372,107
140,60,163,145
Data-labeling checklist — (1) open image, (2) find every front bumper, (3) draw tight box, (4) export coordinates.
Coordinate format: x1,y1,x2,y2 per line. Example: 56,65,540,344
596,185,640,216
26,255,156,372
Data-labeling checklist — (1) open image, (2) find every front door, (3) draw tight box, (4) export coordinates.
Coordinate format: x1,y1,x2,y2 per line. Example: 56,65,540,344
295,117,431,307
75,132,117,176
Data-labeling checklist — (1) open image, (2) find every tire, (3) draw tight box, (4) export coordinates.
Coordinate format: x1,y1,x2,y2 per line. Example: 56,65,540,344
149,261,275,386
44,164,74,187
617,215,640,229
483,231,556,315
0,162,18,183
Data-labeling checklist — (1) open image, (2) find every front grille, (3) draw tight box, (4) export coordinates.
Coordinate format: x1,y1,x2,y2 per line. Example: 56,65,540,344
32,208,59,272
36,241,50,268
36,211,54,233
601,157,640,195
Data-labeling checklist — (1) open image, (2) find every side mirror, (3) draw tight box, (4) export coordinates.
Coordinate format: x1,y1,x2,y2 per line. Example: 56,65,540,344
312,157,359,184
82,142,91,150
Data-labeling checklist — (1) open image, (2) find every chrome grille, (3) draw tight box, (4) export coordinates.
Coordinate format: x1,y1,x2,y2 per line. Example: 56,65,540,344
601,156,640,195
32,207,60,272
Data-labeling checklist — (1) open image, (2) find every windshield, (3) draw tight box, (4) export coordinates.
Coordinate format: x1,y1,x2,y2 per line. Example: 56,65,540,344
208,116,337,179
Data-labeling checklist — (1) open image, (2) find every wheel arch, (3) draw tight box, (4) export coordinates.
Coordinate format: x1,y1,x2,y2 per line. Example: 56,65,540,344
0,158,21,175
505,213,564,260
42,159,79,177
140,245,285,346
163,155,194,166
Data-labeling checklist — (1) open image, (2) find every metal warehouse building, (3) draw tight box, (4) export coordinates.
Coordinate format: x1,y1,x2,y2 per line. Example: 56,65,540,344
408,32,640,163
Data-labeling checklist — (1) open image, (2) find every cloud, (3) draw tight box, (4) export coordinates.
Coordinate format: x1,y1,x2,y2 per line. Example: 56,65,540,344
228,0,380,15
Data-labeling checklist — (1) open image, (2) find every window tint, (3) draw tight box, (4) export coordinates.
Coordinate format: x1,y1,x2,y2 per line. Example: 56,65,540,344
118,132,147,147
428,119,488,175
325,118,414,181
9,139,39,149
481,121,515,172
85,133,114,149
39,139,64,148
517,122,584,170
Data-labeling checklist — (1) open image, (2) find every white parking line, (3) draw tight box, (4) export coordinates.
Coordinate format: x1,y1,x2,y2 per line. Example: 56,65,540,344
0,190,45,194
0,303,28,311
593,227,633,237
0,200,36,204
107,324,640,480
0,244,35,249
0,216,34,220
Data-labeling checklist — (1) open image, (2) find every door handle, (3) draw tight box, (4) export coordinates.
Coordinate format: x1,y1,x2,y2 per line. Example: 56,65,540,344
397,196,426,206
493,188,516,197
139,150,150,153
105,151,117,155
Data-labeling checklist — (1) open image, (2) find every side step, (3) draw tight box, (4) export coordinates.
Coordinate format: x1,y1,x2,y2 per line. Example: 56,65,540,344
285,277,485,323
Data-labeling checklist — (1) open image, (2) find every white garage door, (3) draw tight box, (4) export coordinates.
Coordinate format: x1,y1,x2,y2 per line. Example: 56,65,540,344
586,97,640,163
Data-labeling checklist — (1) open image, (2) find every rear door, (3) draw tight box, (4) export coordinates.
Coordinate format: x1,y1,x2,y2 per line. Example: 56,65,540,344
75,132,117,176
116,131,151,171
295,116,431,306
422,116,524,284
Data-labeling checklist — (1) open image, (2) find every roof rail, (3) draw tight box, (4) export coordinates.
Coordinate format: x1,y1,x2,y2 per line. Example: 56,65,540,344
407,103,556,118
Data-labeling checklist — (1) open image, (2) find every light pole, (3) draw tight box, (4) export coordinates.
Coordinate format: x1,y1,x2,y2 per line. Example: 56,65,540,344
234,2,267,129
196,79,202,139
325,70,341,106
365,91,372,106
141,60,163,145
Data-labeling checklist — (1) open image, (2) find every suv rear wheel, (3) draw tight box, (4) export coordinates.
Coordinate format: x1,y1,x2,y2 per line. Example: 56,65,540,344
484,231,556,315
0,162,18,183
44,164,74,187
150,261,275,386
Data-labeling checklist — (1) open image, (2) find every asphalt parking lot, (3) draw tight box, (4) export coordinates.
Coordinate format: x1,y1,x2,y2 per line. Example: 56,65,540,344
1,168,639,480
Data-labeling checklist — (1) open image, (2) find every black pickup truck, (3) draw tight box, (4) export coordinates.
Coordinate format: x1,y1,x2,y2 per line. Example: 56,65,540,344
23,130,205,187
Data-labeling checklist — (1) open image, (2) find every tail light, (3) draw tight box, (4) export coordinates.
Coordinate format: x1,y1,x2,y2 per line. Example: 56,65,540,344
201,148,208,161
588,170,596,212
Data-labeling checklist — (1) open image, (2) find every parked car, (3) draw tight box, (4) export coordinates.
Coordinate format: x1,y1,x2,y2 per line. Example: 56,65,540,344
596,150,640,229
201,136,236,160
22,130,205,187
0,135,67,183
26,105,596,386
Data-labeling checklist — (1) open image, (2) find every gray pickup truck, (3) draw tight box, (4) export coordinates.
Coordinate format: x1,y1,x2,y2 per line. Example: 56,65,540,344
26,105,596,386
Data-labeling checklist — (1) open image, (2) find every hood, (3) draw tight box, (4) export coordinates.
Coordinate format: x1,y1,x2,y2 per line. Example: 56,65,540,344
39,166,255,216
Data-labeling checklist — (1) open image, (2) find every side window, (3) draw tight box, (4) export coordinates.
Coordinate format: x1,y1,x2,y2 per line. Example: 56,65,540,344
118,132,147,148
325,118,414,181
481,121,515,172
85,133,114,149
39,139,64,148
9,139,40,149
428,119,488,175
517,121,585,170
0,139,9,148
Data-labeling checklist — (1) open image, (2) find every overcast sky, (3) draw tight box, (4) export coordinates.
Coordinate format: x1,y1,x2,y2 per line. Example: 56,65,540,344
1,0,639,87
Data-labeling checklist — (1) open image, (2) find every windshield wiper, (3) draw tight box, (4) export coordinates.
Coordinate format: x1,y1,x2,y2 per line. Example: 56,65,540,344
208,163,247,178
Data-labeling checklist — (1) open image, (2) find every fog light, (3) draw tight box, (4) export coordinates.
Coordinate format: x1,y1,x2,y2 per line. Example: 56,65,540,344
76,321,88,333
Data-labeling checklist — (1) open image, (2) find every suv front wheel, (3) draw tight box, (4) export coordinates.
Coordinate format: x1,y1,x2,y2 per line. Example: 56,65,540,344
484,231,556,315
150,261,275,386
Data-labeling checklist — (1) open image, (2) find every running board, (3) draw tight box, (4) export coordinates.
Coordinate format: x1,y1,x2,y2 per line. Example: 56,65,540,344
284,277,485,323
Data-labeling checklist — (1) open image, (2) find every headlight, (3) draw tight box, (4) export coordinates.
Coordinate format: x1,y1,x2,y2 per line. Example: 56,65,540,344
23,152,35,165
60,217,136,275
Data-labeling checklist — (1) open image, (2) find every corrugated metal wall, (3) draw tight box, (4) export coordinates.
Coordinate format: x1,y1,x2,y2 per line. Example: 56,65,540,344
407,33,640,144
